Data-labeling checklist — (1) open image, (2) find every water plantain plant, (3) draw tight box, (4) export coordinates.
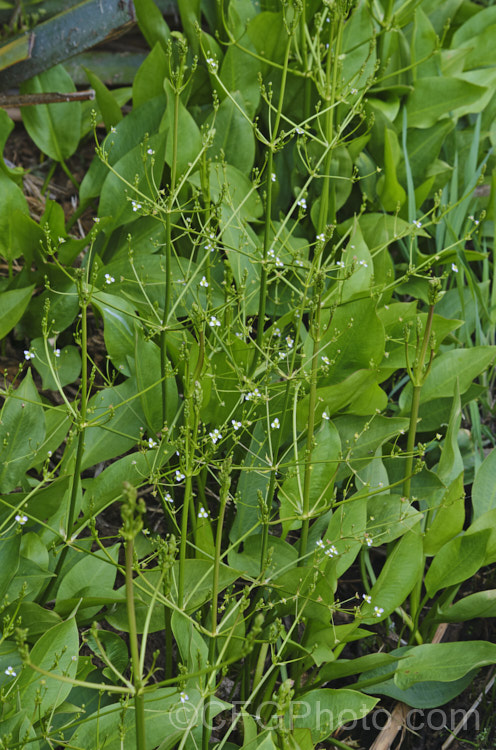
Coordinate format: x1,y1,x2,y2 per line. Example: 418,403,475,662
1,0,496,748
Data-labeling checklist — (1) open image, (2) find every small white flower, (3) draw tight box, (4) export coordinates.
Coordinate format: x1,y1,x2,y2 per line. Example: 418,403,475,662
358,260,368,268
54,348,61,358
275,257,284,268
316,233,325,242
278,351,287,360
350,88,358,94
268,248,275,258
270,418,280,429
131,201,142,212
47,451,52,457
148,438,157,448
165,492,173,503
105,273,115,284
110,126,116,134
147,148,155,155
232,419,242,430
321,355,330,365
209,429,222,444
295,127,304,135
374,606,384,618
451,263,458,273
205,242,215,252
362,594,372,604
198,507,209,518
206,56,218,72
286,336,294,349
4,666,16,677
295,259,304,266
24,350,35,360
412,219,422,229
316,539,325,549
271,173,276,182
244,388,261,401
93,217,100,223
200,276,209,287
297,197,307,210
15,514,28,525
208,316,221,327
273,327,281,337
71,655,78,661
322,411,330,420
325,545,338,557
58,236,66,243
336,260,345,268
365,535,373,547
175,470,185,482
180,691,189,703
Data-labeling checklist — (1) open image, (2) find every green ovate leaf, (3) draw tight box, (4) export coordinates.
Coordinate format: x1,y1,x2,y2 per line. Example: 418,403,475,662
399,347,496,409
394,642,496,689
83,67,123,129
0,370,45,492
406,76,487,128
361,528,423,622
0,172,30,261
471,448,496,520
17,618,79,714
20,65,81,161
437,590,496,622
0,285,34,338
425,528,490,598
287,689,378,740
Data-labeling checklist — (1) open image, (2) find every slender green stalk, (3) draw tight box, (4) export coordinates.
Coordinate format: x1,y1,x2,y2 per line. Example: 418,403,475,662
252,642,269,693
125,543,146,748
403,303,435,499
39,290,89,605
161,536,177,681
178,473,193,609
160,60,182,428
164,608,173,680
210,461,231,637
254,149,274,361
259,489,270,573
202,458,231,750
161,211,173,429
298,273,324,563
160,97,179,428
178,383,200,608
404,298,436,630
300,0,311,120
122,484,146,750
317,14,343,231
41,161,57,195
60,157,80,190
253,37,291,369
298,12,344,562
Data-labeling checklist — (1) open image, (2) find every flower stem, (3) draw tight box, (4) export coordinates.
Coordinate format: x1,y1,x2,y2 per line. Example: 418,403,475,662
38,287,89,605
403,303,435,499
